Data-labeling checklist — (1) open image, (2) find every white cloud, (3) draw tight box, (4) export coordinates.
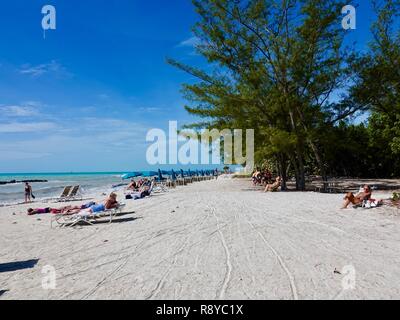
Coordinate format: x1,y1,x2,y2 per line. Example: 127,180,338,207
19,60,69,78
0,122,56,133
0,150,52,160
22,101,43,108
1,105,38,117
178,36,202,48
0,115,151,164
97,94,110,100
138,107,162,113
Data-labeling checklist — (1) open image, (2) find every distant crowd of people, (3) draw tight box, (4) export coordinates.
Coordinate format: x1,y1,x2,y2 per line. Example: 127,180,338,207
252,169,387,209
126,178,155,200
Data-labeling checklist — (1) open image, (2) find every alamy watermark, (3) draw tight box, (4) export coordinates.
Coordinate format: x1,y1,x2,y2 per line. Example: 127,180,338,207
41,5,56,39
341,264,356,291
332,264,356,299
342,5,356,30
39,4,355,39
41,265,57,290
146,121,254,172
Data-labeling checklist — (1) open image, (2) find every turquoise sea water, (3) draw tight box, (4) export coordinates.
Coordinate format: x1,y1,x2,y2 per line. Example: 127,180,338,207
0,172,126,205
0,172,125,178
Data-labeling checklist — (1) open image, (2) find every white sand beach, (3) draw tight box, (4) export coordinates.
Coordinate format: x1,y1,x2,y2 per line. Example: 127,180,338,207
0,177,399,300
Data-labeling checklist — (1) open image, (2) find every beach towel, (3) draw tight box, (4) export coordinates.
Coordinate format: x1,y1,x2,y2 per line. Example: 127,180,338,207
362,199,382,209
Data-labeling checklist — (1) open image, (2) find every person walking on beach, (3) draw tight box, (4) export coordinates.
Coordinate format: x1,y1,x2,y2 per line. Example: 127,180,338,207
24,182,32,203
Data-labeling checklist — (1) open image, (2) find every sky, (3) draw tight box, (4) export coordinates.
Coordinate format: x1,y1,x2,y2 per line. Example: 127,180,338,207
0,0,382,173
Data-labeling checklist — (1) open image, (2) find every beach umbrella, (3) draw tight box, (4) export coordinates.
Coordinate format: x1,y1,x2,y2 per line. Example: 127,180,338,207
201,170,205,176
141,171,158,177
188,169,192,177
171,170,177,181
180,169,185,178
158,169,165,182
121,172,142,180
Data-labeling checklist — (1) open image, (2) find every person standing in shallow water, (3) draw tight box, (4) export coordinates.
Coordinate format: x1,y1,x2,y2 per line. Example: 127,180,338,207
24,182,32,203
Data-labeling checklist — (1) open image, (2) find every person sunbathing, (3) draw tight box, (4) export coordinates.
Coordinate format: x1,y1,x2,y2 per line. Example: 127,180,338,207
50,202,97,215
127,179,138,191
79,193,119,214
27,208,51,215
264,176,282,192
342,185,372,209
126,180,155,200
28,206,79,215
28,202,98,215
253,170,263,186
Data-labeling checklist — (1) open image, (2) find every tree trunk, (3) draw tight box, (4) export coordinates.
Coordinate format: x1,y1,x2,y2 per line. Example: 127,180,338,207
287,108,306,191
297,153,306,191
278,154,288,191
289,154,301,191
307,139,328,182
295,106,328,185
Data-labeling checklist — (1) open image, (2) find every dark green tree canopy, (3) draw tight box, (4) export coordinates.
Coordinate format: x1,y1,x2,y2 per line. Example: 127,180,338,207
169,0,400,187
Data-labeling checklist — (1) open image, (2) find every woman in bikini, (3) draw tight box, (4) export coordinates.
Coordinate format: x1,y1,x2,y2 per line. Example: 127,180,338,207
264,176,282,192
127,179,138,191
342,185,372,209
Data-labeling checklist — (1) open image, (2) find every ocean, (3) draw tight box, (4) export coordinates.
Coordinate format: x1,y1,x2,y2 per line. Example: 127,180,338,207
0,172,127,205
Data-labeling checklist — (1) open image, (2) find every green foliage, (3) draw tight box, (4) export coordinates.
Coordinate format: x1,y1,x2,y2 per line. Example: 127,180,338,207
168,0,400,184
351,0,400,154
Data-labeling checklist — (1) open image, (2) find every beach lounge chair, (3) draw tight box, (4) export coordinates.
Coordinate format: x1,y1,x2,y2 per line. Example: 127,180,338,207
51,204,126,228
57,186,72,201
68,185,82,199
153,182,168,193
57,185,83,202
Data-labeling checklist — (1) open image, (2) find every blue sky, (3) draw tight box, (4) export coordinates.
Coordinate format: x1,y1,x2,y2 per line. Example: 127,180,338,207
0,0,382,173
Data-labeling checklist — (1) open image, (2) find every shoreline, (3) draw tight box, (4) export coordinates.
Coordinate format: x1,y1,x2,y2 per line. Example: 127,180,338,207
2,176,399,208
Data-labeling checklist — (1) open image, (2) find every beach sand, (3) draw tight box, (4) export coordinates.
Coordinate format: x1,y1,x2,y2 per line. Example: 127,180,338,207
0,177,399,300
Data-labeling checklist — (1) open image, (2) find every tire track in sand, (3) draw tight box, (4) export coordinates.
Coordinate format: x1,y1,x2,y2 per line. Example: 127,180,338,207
209,204,233,299
245,217,299,300
145,192,211,300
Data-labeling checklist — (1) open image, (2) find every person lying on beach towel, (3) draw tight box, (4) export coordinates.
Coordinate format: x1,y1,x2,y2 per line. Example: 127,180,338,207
264,176,282,192
27,208,51,215
28,202,98,216
341,185,382,209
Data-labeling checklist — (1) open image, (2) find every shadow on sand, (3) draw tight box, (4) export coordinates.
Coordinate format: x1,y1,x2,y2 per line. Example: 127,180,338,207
90,216,142,225
0,259,39,273
0,290,9,297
